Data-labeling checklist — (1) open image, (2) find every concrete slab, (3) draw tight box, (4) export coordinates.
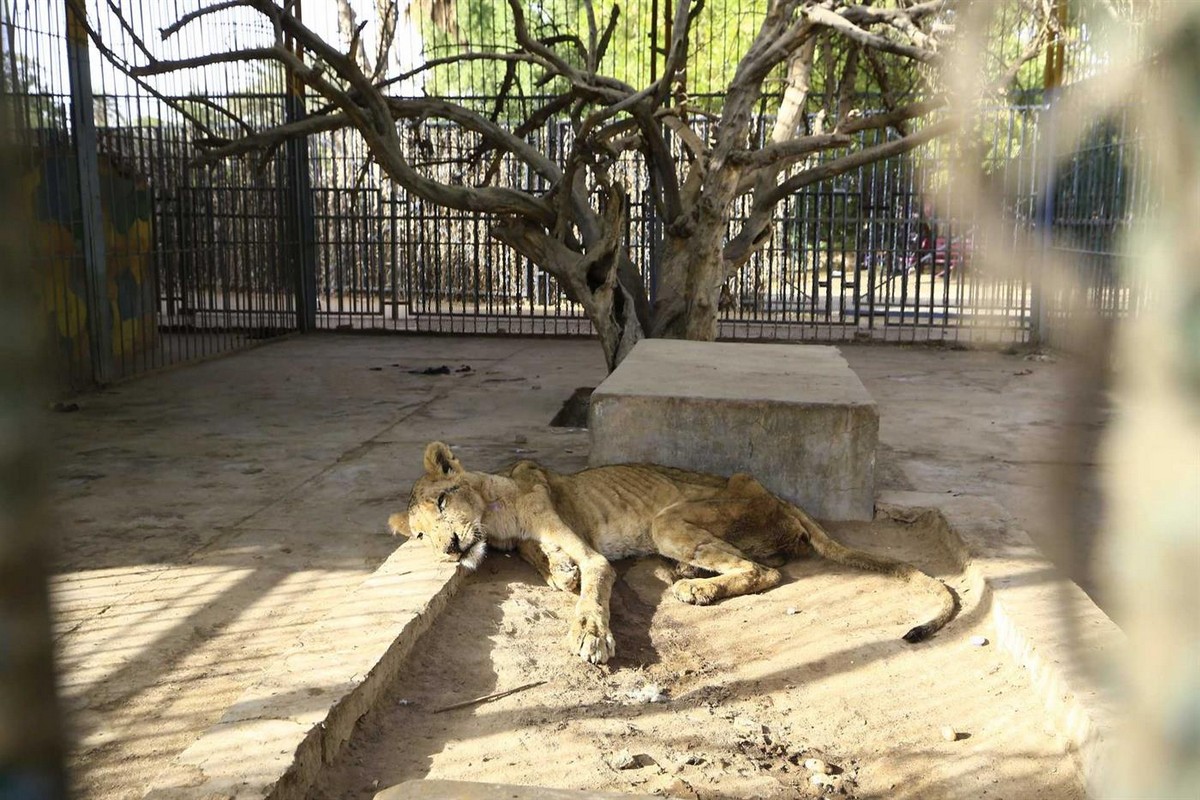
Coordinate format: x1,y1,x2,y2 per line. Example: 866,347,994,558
142,543,463,800
589,340,878,520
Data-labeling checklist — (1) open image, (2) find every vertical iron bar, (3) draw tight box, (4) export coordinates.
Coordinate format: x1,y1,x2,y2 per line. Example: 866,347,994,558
390,186,399,323
284,4,317,332
65,0,113,385
1033,88,1058,347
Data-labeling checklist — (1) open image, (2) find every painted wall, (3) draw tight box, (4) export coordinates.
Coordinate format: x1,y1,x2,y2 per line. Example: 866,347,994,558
26,144,157,388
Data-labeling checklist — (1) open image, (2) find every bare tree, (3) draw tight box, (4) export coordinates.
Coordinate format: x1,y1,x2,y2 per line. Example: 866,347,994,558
85,0,1051,370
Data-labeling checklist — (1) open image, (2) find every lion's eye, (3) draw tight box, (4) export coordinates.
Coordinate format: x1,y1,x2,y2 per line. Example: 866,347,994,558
437,492,448,512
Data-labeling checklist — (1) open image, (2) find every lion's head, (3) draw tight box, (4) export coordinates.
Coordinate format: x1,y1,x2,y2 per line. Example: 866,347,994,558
388,441,488,570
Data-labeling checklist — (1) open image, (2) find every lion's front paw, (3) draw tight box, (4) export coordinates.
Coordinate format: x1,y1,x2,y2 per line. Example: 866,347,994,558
547,559,581,593
672,578,720,606
567,608,615,664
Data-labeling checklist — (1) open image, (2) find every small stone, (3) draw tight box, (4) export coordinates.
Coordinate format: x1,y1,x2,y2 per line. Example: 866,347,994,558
609,749,638,770
970,635,989,647
941,725,960,742
804,758,832,774
785,607,798,616
626,684,667,704
809,772,838,788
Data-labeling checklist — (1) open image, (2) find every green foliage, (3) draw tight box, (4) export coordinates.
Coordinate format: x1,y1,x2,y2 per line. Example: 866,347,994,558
409,0,1056,177
417,0,768,101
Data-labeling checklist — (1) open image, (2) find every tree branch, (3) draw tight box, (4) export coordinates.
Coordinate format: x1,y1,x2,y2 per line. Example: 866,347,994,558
160,0,248,41
65,0,226,141
803,5,939,63
759,117,955,209
128,48,283,76
336,0,374,76
836,96,946,135
371,0,399,82
730,133,852,169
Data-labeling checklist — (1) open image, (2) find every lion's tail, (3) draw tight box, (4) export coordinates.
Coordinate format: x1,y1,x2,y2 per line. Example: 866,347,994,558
787,506,958,643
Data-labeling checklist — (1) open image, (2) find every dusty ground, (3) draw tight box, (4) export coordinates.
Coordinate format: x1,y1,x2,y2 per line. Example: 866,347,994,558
308,517,1083,800
842,344,1109,611
46,334,1104,799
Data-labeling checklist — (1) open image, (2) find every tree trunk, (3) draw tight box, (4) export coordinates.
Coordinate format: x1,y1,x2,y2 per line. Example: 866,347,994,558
650,209,730,341
491,219,645,372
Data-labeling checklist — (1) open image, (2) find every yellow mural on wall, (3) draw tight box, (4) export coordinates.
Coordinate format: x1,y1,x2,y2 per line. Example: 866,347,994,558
26,145,157,383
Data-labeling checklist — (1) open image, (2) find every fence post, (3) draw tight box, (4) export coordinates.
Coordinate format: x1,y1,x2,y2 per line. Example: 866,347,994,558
284,94,317,332
64,0,114,384
1032,88,1059,348
283,3,317,332
1032,4,1066,349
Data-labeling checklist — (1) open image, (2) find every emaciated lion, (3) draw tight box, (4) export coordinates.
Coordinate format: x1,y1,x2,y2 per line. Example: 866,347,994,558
389,441,957,664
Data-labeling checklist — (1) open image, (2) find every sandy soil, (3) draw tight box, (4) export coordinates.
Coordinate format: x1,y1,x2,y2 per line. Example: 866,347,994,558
308,517,1084,800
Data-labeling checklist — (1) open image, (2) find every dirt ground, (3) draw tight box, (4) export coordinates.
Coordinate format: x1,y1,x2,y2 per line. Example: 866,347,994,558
308,517,1083,800
46,334,1105,799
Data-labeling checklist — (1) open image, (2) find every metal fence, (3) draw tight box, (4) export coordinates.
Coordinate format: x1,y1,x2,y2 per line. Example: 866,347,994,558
1040,94,1154,347
4,1,1151,394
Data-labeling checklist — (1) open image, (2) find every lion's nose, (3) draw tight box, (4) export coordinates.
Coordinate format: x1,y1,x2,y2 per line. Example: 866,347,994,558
443,534,461,556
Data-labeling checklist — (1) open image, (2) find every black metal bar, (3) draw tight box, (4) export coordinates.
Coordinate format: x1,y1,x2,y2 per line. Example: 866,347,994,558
64,0,114,385
1032,89,1059,346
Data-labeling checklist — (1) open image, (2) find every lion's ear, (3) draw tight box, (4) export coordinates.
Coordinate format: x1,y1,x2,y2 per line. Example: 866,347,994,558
423,441,463,476
388,512,411,538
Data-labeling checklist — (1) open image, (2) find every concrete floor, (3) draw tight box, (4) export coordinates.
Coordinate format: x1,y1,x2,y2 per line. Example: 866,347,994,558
45,333,1106,799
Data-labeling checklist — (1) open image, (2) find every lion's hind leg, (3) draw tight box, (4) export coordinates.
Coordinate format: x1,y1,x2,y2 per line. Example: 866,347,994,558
651,504,781,605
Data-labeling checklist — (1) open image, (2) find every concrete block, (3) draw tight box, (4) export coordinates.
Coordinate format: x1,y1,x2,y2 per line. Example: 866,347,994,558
589,340,878,520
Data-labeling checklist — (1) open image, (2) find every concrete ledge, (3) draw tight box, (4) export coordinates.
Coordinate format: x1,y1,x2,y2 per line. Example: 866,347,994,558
589,340,878,520
878,491,1125,795
142,542,463,800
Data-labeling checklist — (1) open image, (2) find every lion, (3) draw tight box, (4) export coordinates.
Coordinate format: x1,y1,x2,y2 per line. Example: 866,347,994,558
389,441,957,664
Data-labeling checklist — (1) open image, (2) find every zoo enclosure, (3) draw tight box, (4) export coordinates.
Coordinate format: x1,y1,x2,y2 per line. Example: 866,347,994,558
6,1,1152,394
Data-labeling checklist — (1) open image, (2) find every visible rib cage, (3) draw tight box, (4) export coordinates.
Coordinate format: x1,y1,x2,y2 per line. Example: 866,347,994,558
408,442,959,665
506,459,958,642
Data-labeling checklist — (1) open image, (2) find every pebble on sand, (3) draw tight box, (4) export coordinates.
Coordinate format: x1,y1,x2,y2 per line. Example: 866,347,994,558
804,758,833,774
